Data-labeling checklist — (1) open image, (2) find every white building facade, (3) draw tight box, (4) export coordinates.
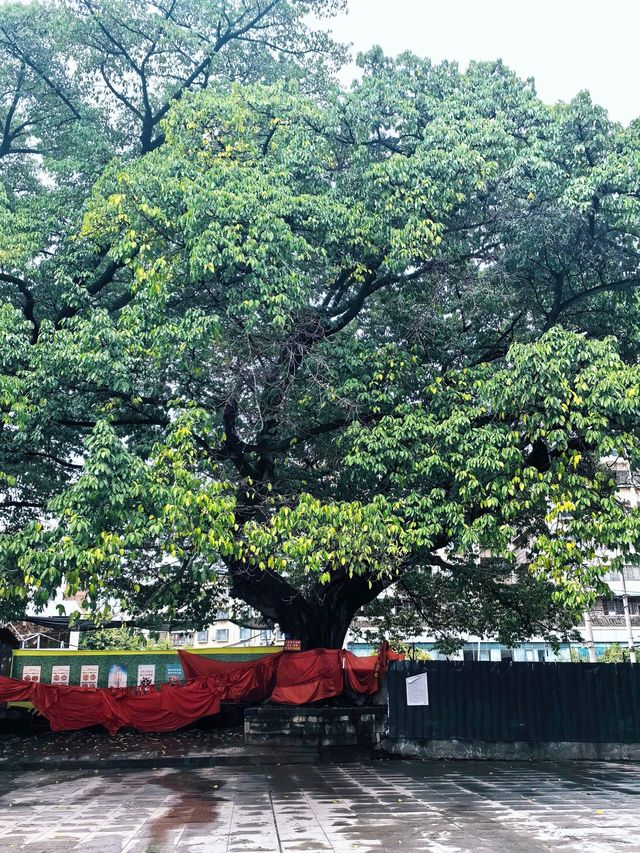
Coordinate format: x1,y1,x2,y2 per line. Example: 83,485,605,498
164,612,283,650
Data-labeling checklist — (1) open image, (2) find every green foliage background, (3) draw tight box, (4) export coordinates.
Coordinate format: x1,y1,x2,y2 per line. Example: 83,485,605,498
79,626,173,650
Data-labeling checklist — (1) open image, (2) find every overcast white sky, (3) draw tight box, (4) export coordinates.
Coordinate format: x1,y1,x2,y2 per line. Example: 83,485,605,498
326,0,640,125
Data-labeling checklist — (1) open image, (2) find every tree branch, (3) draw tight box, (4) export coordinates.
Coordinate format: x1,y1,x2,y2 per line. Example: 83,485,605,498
0,271,39,341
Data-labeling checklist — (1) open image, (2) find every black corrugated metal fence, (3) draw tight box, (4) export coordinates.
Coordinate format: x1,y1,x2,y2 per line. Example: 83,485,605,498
388,660,640,743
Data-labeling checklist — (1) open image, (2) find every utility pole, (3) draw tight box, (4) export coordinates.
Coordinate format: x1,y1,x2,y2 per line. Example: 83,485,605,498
620,567,637,664
583,609,598,662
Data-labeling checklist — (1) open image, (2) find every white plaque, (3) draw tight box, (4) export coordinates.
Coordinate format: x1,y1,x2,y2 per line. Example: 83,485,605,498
406,672,429,706
80,664,99,688
22,665,41,683
51,665,70,686
137,664,156,685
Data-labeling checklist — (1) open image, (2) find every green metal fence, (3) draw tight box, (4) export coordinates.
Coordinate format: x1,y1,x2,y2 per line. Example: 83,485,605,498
388,660,640,743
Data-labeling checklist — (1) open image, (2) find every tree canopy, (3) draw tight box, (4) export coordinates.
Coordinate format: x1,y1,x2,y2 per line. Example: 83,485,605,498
2,5,640,649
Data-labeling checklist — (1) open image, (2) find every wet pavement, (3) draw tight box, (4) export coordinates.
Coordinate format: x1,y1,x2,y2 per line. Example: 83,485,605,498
1,760,640,852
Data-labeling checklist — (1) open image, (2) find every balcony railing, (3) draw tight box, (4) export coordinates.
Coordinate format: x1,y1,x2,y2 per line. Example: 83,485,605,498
583,614,640,628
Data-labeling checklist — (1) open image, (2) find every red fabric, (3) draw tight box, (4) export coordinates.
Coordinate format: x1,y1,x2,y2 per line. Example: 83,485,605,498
179,651,278,679
0,644,403,733
343,641,404,694
386,646,405,662
178,651,282,702
0,676,33,703
343,651,380,694
112,686,221,734
271,649,344,704
0,675,221,735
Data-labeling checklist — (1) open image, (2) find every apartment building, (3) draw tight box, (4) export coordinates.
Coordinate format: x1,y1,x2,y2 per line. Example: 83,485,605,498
165,612,283,649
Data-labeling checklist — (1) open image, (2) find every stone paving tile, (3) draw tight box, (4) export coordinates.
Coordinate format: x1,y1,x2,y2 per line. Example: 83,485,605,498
2,761,640,851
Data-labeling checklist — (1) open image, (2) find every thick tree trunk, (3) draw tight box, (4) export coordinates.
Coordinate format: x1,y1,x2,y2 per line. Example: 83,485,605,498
277,598,354,650
227,559,390,649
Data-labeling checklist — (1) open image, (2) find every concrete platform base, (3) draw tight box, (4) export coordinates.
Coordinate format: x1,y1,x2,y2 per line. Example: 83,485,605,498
245,704,387,749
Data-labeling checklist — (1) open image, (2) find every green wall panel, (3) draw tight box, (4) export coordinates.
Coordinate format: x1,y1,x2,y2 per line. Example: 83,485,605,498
11,648,279,688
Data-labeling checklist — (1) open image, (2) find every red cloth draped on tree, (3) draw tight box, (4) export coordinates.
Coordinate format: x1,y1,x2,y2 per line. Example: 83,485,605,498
344,641,400,694
178,649,283,701
271,648,344,704
0,643,402,734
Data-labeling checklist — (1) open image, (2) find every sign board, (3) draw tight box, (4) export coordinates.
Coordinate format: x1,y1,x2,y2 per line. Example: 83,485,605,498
284,639,302,651
108,664,128,688
80,665,99,688
51,665,70,686
22,665,41,683
406,672,429,706
137,664,156,685
165,663,183,685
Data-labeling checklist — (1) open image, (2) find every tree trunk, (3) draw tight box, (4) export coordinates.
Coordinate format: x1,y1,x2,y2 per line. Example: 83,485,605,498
227,559,389,649
277,598,355,650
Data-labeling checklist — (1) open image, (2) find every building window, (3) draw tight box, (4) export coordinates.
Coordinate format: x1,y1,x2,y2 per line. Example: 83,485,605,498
196,630,208,643
603,599,625,616
604,598,640,615
215,629,229,642
239,627,252,641
170,632,193,646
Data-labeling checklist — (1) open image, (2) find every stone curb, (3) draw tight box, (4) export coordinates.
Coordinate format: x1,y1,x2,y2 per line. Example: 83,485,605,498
0,753,317,771
0,745,378,771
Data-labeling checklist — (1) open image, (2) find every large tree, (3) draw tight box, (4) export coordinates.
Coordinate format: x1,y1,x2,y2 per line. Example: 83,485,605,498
2,23,640,648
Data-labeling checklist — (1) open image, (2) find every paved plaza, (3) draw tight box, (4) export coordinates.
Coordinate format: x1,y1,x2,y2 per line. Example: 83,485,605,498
1,760,640,852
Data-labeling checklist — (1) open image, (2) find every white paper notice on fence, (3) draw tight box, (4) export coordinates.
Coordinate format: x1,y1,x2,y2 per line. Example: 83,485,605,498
406,673,429,706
